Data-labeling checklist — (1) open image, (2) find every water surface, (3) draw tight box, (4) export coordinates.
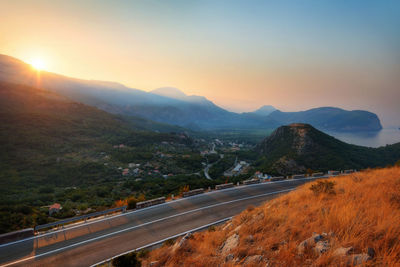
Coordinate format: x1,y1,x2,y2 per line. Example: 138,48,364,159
326,128,400,148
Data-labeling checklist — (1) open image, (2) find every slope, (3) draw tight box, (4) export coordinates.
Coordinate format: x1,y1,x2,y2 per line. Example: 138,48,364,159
255,123,400,175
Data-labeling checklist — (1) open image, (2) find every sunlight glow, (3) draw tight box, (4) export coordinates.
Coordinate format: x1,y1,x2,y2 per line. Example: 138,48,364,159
30,58,46,71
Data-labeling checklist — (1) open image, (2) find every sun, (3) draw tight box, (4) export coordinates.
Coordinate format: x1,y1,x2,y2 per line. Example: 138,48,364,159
30,58,46,71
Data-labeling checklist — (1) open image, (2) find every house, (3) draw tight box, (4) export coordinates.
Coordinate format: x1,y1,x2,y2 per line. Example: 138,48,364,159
49,203,62,216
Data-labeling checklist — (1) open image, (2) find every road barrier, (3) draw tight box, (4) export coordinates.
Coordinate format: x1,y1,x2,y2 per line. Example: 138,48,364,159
34,206,127,232
243,179,260,185
0,228,34,245
292,174,305,179
183,188,204,198
312,172,324,177
215,183,234,190
270,176,285,181
136,197,166,209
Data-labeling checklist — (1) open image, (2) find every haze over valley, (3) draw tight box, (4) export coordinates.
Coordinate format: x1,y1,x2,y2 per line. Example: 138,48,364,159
1,1,399,266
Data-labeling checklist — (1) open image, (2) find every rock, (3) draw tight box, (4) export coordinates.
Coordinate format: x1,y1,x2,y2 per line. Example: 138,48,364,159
172,233,192,251
149,261,158,267
333,247,354,257
367,247,376,258
314,240,330,255
233,225,242,233
297,233,326,254
244,235,254,244
221,233,240,255
222,221,232,231
225,254,234,262
346,253,371,265
243,255,263,265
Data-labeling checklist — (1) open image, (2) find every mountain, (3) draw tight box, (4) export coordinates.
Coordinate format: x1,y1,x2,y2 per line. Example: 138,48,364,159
151,87,210,104
255,123,400,175
0,54,383,132
267,107,382,132
0,80,192,187
251,105,277,116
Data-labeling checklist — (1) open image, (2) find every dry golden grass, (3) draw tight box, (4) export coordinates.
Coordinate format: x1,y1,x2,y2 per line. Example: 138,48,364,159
143,167,400,266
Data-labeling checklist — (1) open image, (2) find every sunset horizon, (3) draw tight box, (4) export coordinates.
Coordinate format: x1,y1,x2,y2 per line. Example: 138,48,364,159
1,2,400,266
1,0,399,126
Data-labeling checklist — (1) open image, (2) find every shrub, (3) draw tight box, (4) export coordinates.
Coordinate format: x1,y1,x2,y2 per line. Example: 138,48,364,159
127,197,138,210
309,180,336,195
111,252,141,267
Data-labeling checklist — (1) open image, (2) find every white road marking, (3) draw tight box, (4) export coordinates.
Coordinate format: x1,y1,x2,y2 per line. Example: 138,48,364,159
90,216,233,267
0,188,294,267
0,176,325,248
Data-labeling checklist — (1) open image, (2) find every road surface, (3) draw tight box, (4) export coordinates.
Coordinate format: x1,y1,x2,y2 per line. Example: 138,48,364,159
0,177,324,267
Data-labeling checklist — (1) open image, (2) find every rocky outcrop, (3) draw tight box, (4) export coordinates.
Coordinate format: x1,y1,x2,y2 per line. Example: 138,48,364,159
298,233,374,266
220,233,239,255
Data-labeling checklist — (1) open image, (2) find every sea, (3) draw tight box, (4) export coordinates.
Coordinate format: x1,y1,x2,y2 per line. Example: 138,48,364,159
326,128,400,148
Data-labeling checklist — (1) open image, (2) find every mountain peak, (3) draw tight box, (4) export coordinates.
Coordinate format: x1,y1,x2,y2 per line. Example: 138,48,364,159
252,105,277,116
150,87,187,100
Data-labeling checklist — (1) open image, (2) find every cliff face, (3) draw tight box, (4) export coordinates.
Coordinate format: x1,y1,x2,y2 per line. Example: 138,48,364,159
255,123,400,175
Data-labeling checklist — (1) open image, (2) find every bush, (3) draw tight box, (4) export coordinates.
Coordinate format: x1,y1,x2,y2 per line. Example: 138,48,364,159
127,197,138,210
309,180,336,195
111,252,141,267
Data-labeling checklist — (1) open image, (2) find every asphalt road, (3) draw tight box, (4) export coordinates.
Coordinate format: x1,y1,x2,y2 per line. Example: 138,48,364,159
0,177,323,267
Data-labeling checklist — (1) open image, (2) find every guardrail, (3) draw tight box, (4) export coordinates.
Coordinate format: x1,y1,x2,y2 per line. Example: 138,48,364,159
34,206,127,232
31,170,354,234
183,188,204,198
243,179,260,185
215,183,234,190
136,197,166,209
0,228,34,245
269,176,285,181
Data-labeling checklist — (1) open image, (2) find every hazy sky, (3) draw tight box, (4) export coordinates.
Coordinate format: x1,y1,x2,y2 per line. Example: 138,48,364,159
1,0,399,126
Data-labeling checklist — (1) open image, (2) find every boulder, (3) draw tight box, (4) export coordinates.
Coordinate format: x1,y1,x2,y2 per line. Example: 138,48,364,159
243,255,264,265
314,240,330,255
297,233,326,254
225,254,234,262
221,233,240,255
172,233,192,251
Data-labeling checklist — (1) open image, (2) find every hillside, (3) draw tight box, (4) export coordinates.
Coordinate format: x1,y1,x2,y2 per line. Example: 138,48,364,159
0,54,383,132
143,167,400,266
267,107,382,132
0,81,205,233
255,123,400,175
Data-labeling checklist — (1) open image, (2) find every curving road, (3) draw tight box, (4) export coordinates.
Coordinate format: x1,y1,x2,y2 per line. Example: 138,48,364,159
0,177,325,267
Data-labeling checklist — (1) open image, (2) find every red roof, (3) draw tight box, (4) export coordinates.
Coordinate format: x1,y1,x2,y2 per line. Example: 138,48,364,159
49,203,61,210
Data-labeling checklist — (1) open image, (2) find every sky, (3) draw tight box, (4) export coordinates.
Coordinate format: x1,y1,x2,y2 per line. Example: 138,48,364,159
1,0,399,126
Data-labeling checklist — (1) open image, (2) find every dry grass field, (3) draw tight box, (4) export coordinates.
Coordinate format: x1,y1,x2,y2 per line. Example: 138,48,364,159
143,167,400,266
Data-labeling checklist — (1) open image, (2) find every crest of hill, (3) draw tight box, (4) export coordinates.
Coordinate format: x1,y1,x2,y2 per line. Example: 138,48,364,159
255,123,400,175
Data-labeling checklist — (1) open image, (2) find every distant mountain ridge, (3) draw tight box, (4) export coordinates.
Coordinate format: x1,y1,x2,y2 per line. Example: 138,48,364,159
255,123,399,175
251,105,277,116
0,54,383,132
267,107,382,131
